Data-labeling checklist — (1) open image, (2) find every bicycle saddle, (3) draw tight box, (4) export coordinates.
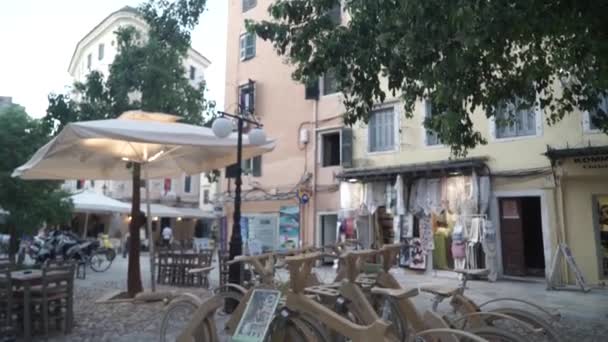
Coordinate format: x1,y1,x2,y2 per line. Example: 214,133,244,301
419,286,459,298
370,286,418,299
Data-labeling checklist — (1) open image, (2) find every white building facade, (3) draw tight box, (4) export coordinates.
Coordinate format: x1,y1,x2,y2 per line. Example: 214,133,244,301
64,6,217,216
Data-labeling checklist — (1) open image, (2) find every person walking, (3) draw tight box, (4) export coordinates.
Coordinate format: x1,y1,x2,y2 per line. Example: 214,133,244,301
162,225,173,248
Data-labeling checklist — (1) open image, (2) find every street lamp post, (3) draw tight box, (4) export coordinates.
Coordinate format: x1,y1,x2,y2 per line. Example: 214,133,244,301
212,110,265,286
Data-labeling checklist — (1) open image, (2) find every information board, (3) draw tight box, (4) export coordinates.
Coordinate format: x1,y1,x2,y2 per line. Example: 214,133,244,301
233,289,281,342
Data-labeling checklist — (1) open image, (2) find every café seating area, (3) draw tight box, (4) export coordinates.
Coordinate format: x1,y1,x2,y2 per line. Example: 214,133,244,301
0,257,75,341
156,248,214,287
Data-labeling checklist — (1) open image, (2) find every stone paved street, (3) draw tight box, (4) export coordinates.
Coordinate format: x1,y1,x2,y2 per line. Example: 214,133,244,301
36,255,608,341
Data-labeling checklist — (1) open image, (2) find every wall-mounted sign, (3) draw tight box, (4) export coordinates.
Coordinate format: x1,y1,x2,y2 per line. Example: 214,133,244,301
572,154,608,170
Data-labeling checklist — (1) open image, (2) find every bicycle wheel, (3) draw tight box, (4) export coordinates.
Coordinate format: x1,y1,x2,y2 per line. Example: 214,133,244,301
105,248,116,261
375,297,407,342
160,295,205,342
468,326,526,342
486,308,562,342
266,311,327,342
90,250,112,272
211,289,245,338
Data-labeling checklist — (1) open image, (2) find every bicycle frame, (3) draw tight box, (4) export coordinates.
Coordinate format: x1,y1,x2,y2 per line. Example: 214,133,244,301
284,252,393,342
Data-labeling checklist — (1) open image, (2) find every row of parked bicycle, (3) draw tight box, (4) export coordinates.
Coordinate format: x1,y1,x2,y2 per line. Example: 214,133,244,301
16,230,115,273
160,242,562,341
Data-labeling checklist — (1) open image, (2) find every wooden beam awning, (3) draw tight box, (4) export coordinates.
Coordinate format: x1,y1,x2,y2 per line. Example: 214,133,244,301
336,157,488,182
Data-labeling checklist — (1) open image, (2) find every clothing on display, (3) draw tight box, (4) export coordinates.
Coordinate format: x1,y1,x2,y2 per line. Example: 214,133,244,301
419,215,434,252
433,227,451,269
365,182,386,214
401,214,414,238
451,241,466,259
409,238,426,269
394,175,406,216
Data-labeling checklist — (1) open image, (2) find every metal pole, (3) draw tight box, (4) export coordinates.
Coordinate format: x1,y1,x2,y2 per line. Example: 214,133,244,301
82,212,89,239
144,166,156,292
228,117,244,285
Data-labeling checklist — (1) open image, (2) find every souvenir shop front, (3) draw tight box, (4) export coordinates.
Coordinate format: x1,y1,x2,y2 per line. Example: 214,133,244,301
338,158,498,278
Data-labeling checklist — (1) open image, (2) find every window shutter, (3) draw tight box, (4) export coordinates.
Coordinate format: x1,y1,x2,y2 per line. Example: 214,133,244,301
252,156,262,177
489,117,497,141
246,33,256,58
305,79,320,100
239,35,246,60
341,127,353,168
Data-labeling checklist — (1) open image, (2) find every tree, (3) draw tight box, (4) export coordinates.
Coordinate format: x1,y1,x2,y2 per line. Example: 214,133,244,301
0,105,73,261
42,0,215,296
249,0,608,156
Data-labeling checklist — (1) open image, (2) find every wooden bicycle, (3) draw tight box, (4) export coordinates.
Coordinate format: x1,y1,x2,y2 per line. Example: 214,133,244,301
268,252,489,342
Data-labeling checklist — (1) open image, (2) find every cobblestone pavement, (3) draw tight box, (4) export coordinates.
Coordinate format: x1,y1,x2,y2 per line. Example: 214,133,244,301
37,255,608,341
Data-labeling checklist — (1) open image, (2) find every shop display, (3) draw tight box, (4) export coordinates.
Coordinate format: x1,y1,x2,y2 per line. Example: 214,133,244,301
409,238,426,269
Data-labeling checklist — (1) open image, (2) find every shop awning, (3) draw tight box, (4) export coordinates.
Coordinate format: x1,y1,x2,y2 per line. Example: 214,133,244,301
172,207,215,219
336,157,488,182
71,191,131,214
545,145,608,160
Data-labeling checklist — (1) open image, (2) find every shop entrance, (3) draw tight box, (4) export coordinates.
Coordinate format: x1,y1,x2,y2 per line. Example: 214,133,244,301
499,197,545,277
319,214,338,264
594,196,608,279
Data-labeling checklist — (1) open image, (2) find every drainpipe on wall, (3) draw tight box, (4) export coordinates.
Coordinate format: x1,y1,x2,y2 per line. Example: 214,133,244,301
311,99,319,247
553,164,569,283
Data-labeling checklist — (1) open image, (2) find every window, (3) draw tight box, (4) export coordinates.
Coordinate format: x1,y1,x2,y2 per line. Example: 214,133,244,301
203,189,210,204
189,65,196,81
322,70,339,96
587,95,608,131
368,107,396,153
495,99,537,139
239,32,256,61
184,175,192,193
140,180,146,188
242,156,262,177
239,82,255,115
242,0,257,12
425,101,442,146
98,43,105,61
321,132,341,167
87,53,92,70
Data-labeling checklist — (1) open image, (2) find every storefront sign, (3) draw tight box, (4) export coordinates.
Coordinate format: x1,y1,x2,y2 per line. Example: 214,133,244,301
572,154,608,169
279,206,300,250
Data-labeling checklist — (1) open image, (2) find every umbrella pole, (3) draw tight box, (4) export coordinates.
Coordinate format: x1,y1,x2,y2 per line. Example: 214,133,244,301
144,166,156,292
82,213,89,239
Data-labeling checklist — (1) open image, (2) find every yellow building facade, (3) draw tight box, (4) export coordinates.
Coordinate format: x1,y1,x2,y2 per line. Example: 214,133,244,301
342,97,608,284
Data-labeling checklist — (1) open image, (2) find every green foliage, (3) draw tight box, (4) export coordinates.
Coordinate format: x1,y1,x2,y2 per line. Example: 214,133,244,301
44,0,215,133
249,0,608,156
0,105,73,235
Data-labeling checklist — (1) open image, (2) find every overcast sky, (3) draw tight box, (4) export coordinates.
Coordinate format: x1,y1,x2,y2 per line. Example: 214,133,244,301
0,0,227,118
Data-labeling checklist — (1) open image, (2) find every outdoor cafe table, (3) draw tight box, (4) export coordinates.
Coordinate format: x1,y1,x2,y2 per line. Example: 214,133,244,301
3,269,63,341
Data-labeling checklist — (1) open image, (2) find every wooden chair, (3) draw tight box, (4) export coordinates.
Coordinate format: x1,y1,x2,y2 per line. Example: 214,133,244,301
30,262,75,338
0,266,19,341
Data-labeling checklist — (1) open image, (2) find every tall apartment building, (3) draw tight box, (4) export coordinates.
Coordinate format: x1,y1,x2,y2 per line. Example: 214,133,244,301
64,6,215,213
226,1,608,285
222,0,349,251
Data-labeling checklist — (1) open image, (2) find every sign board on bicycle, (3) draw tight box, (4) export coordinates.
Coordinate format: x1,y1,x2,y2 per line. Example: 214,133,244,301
233,289,281,342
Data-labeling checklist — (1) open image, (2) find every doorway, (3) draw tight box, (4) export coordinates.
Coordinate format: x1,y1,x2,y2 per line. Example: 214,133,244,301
319,214,338,265
499,197,545,277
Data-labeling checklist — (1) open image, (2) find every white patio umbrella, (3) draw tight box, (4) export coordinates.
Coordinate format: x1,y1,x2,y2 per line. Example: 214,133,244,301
70,190,131,238
13,110,275,295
